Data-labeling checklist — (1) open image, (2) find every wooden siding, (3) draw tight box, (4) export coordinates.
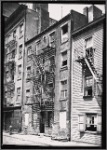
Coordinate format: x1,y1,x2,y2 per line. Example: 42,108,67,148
71,23,103,145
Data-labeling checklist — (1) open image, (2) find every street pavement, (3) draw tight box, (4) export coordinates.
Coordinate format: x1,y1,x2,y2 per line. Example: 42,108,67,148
2,132,100,147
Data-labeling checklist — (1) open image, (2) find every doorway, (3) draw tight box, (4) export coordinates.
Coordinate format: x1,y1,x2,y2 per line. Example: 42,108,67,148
40,112,45,133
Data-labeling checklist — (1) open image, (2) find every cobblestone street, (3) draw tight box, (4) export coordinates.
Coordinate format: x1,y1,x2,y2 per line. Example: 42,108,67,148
2,132,99,147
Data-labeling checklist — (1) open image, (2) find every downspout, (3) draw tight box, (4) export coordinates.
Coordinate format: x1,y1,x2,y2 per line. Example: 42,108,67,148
69,15,73,141
21,8,26,131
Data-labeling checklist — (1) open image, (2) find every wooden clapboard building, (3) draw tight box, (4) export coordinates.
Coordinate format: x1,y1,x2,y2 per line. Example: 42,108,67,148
71,6,105,145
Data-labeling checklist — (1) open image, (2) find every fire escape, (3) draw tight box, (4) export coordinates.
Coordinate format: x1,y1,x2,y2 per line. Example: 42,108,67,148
4,39,17,107
26,44,56,123
75,47,102,106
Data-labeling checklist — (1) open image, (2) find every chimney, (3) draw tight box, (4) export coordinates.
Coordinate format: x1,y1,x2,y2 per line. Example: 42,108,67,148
83,7,88,17
83,5,103,23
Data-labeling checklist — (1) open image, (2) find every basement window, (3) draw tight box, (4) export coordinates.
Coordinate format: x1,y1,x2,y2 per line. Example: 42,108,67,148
61,24,68,43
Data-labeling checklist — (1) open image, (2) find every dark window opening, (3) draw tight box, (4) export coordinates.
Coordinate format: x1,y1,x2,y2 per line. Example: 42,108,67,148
62,24,68,34
62,60,67,66
86,114,97,132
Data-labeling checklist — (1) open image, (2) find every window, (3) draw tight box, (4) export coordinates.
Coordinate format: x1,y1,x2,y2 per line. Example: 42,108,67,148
13,30,16,39
85,37,93,49
61,80,67,99
6,71,9,79
61,51,67,67
19,45,22,59
19,23,23,37
17,87,21,103
84,68,93,97
12,50,15,59
27,46,32,55
26,89,31,104
78,113,101,133
27,46,32,61
18,65,21,79
27,66,31,78
49,32,55,47
61,24,68,43
59,111,66,128
86,114,97,131
49,56,55,72
85,37,94,63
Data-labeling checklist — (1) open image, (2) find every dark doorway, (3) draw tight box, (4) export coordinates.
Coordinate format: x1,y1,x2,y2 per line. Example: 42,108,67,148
40,112,45,133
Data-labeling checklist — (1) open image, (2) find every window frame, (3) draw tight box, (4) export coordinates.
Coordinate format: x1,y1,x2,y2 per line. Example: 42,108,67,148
60,80,67,99
18,44,23,59
26,66,31,78
61,51,67,68
17,87,21,103
17,64,22,79
78,113,102,134
61,23,68,44
19,22,24,38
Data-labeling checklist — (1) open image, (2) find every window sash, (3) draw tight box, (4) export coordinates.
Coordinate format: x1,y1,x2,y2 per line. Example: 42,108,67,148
85,37,93,49
78,114,101,133
61,90,67,98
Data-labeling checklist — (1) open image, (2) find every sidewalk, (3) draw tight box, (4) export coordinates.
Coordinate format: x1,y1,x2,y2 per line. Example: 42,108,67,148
3,132,99,147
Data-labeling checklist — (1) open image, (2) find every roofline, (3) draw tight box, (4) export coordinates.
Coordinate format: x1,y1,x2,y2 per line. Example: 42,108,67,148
72,14,105,36
5,4,27,27
25,12,71,45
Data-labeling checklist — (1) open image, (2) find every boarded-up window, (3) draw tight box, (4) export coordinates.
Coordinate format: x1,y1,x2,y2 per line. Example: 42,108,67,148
25,113,29,126
97,114,101,133
78,114,86,132
59,111,66,128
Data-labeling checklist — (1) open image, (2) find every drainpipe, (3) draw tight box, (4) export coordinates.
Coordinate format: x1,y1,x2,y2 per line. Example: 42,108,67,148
21,7,27,131
69,15,73,141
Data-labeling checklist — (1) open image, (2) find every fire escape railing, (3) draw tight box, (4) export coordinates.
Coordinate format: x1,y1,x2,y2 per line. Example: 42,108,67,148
26,45,56,111
4,39,17,107
75,47,102,105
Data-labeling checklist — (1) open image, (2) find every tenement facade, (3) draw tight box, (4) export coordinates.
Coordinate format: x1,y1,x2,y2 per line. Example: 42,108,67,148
3,4,104,146
3,3,50,132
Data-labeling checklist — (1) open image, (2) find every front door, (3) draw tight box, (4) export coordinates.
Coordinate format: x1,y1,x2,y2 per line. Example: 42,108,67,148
40,112,45,133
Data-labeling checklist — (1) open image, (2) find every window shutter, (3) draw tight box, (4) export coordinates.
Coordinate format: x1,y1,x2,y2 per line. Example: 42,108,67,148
78,114,86,132
97,114,101,133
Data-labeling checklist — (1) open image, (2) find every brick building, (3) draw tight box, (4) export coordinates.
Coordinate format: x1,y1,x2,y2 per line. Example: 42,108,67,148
3,3,105,146
3,3,50,132
23,7,88,136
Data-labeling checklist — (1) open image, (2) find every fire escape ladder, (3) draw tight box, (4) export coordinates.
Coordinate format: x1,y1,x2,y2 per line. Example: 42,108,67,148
84,58,99,83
